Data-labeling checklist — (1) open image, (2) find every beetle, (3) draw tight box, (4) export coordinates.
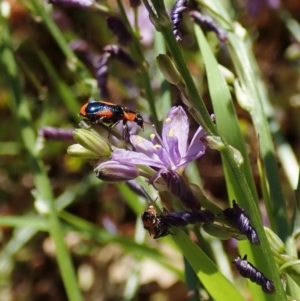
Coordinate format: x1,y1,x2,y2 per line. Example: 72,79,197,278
79,100,145,139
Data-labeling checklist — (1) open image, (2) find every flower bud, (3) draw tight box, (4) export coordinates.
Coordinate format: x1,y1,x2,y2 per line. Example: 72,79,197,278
218,64,235,84
73,129,112,157
149,10,171,31
233,22,247,40
206,135,225,151
202,223,233,240
95,161,139,182
39,126,74,141
264,227,285,254
234,80,253,111
67,143,100,158
156,54,181,85
230,146,244,166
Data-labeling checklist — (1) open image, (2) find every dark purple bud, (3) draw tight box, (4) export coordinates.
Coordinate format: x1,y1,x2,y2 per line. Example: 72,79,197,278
39,127,74,141
48,0,95,8
129,0,141,8
106,16,132,46
189,11,228,43
95,54,110,99
103,45,137,69
223,200,259,245
95,161,139,182
233,255,275,294
170,0,188,42
158,169,201,211
160,209,215,227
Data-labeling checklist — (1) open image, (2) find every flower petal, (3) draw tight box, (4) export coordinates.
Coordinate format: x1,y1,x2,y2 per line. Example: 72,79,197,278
130,135,173,168
112,148,164,169
162,106,189,162
179,126,206,166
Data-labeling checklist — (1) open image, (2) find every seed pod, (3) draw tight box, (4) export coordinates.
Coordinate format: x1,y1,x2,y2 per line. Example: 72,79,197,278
223,200,259,245
233,255,275,294
170,0,188,42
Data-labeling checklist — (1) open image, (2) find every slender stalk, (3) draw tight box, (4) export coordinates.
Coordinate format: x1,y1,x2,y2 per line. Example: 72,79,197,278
116,0,159,125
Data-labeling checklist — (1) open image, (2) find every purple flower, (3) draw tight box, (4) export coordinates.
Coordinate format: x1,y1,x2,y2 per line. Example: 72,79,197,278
112,106,206,175
39,126,74,141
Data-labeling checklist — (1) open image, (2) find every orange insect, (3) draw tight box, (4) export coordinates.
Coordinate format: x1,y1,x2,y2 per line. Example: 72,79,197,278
79,100,145,139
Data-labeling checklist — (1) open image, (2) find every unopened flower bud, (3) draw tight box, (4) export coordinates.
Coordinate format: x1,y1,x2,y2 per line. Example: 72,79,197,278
206,135,225,151
67,143,101,158
73,129,111,156
264,227,285,254
95,161,139,182
234,80,253,111
203,223,233,240
156,54,181,85
149,10,171,31
230,146,244,166
39,126,74,141
233,22,247,40
218,65,235,84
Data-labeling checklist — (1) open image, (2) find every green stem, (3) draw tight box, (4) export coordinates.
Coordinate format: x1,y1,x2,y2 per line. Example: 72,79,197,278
116,0,159,125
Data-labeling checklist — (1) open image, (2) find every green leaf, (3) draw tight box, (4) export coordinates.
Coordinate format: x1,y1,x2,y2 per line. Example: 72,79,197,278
172,228,244,301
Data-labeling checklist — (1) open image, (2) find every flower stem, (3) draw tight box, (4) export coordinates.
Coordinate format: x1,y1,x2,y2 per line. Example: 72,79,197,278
116,0,159,125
